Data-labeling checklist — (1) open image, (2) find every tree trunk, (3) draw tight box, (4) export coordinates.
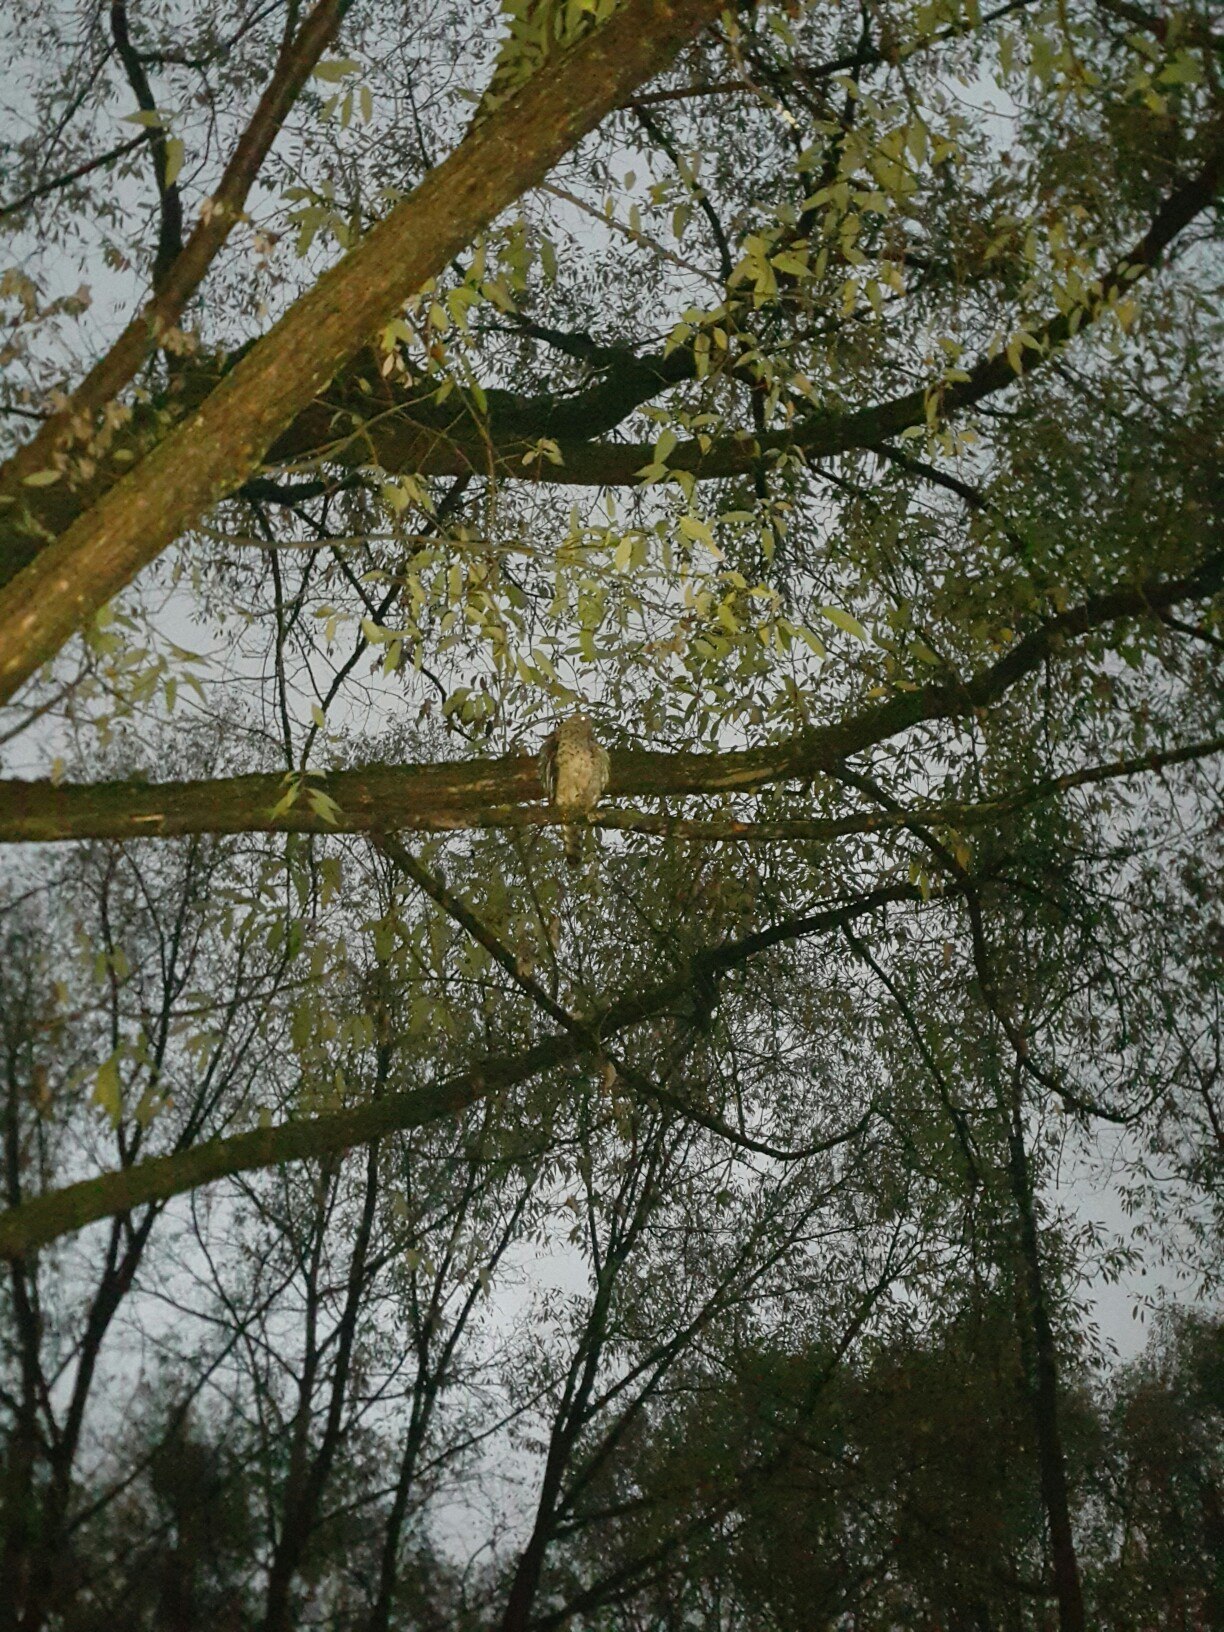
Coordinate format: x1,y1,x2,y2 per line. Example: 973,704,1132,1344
1004,1082,1086,1632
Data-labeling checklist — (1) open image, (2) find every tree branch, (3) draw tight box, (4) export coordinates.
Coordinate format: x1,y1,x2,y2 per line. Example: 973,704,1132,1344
1,557,1218,844
0,0,733,705
0,885,916,1259
0,133,151,222
0,0,353,513
6,120,1218,589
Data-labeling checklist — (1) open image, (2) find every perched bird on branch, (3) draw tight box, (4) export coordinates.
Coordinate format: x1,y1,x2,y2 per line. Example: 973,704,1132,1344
538,711,610,866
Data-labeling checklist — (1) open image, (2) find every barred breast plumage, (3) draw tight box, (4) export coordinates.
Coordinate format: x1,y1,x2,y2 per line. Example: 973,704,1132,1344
539,711,610,866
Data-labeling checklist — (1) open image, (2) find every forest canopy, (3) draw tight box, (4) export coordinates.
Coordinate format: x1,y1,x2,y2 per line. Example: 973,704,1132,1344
0,1,1221,1628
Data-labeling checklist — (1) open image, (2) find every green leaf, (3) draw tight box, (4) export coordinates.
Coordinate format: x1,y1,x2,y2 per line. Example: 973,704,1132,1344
163,136,184,187
268,778,301,821
678,514,720,556
313,57,361,81
816,606,868,641
307,788,343,827
92,1055,123,1125
653,427,678,464
320,856,343,906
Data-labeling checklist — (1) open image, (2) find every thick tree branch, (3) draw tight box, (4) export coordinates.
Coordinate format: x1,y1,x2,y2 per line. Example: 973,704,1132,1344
274,124,1224,490
6,118,1218,586
1,556,1218,844
0,0,731,703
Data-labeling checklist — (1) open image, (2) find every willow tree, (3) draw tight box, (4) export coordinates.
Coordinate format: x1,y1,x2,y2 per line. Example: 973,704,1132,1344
0,0,1221,1627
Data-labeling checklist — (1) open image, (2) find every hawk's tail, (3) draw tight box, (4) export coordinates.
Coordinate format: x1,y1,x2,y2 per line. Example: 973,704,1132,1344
563,824,582,867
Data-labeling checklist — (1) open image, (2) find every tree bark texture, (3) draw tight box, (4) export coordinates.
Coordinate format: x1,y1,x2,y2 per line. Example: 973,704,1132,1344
0,554,1218,844
0,0,733,705
1005,1090,1087,1632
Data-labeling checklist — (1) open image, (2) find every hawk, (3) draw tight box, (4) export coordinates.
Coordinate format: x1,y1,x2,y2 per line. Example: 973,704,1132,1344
538,711,610,866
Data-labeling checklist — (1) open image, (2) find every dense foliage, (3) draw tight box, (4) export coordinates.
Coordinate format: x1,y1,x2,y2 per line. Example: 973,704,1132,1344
0,1,1221,1628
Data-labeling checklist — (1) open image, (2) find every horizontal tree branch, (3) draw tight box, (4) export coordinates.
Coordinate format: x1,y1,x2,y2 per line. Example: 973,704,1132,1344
589,733,1224,839
494,129,1224,486
5,120,1218,589
1,556,1218,845
267,122,1224,488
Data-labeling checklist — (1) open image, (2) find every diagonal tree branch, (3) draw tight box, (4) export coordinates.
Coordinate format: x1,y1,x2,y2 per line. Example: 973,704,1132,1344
380,832,872,1162
0,0,733,706
0,133,152,222
0,883,920,1260
0,0,353,514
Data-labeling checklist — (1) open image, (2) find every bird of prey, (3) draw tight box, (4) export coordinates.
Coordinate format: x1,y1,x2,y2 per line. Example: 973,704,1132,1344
538,711,610,866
